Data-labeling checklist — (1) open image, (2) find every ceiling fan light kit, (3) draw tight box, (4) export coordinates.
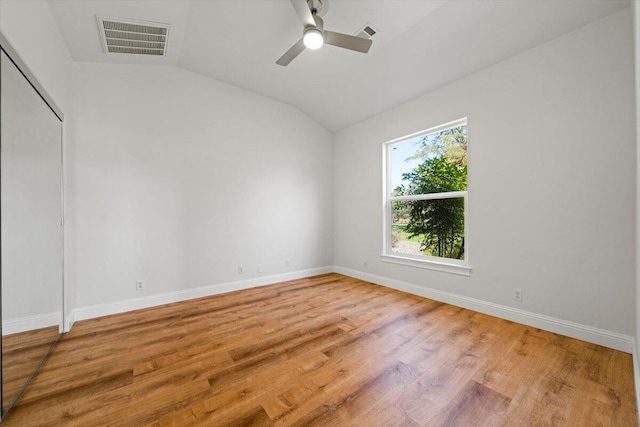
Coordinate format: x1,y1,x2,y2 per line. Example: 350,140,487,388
303,28,323,49
276,0,372,66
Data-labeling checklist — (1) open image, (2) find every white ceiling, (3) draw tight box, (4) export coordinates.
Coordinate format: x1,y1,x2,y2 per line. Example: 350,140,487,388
49,0,630,132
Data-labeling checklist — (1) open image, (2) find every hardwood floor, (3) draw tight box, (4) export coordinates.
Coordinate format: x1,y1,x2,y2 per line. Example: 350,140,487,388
2,326,59,412
2,273,637,426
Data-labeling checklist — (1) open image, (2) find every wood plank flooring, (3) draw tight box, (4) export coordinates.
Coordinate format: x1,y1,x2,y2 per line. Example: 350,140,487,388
2,326,59,412
2,273,637,426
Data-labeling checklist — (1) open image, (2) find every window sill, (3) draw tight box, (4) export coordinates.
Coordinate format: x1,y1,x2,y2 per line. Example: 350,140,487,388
380,254,471,276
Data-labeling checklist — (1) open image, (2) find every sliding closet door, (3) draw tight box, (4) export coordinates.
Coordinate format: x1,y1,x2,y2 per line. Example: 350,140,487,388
0,50,63,414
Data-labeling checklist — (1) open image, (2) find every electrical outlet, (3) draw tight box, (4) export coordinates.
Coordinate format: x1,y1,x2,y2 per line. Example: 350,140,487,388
363,260,368,269
513,288,523,302
238,266,244,274
136,280,145,291
257,264,263,273
284,260,290,267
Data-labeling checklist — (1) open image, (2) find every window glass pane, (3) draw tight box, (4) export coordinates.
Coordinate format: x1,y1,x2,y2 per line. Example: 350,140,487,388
390,136,423,193
390,125,467,196
391,198,465,260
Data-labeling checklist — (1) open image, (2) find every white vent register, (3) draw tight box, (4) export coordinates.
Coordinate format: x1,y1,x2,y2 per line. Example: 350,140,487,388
355,23,378,40
97,16,169,56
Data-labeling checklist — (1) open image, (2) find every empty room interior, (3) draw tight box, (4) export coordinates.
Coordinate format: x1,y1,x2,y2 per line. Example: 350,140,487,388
1,0,640,425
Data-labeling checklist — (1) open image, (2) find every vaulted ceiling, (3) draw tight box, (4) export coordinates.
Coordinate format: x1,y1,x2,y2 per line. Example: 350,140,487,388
48,0,630,132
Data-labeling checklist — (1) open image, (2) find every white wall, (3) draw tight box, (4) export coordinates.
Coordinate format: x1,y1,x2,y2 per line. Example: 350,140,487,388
72,63,333,308
633,0,640,392
0,0,75,326
334,10,636,338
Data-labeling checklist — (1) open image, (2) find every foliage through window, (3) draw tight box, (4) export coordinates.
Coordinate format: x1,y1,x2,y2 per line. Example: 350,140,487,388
384,119,468,269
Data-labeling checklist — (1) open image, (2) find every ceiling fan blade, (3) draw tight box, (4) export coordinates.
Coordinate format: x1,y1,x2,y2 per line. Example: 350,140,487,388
290,0,315,28
276,38,306,66
324,31,372,54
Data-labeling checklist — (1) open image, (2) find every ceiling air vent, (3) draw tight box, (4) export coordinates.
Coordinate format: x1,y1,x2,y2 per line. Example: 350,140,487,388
97,16,170,56
355,23,378,39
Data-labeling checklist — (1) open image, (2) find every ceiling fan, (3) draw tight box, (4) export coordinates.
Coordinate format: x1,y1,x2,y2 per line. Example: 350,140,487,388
276,0,373,66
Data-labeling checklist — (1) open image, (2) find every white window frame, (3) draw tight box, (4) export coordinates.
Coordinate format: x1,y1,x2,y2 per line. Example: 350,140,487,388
381,118,471,276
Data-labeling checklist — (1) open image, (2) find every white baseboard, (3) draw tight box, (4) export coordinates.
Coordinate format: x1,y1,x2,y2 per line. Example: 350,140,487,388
3,311,63,335
333,266,634,353
68,266,333,325
65,265,633,354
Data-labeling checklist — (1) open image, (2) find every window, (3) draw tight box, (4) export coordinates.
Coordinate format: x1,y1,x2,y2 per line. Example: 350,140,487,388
382,118,470,275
